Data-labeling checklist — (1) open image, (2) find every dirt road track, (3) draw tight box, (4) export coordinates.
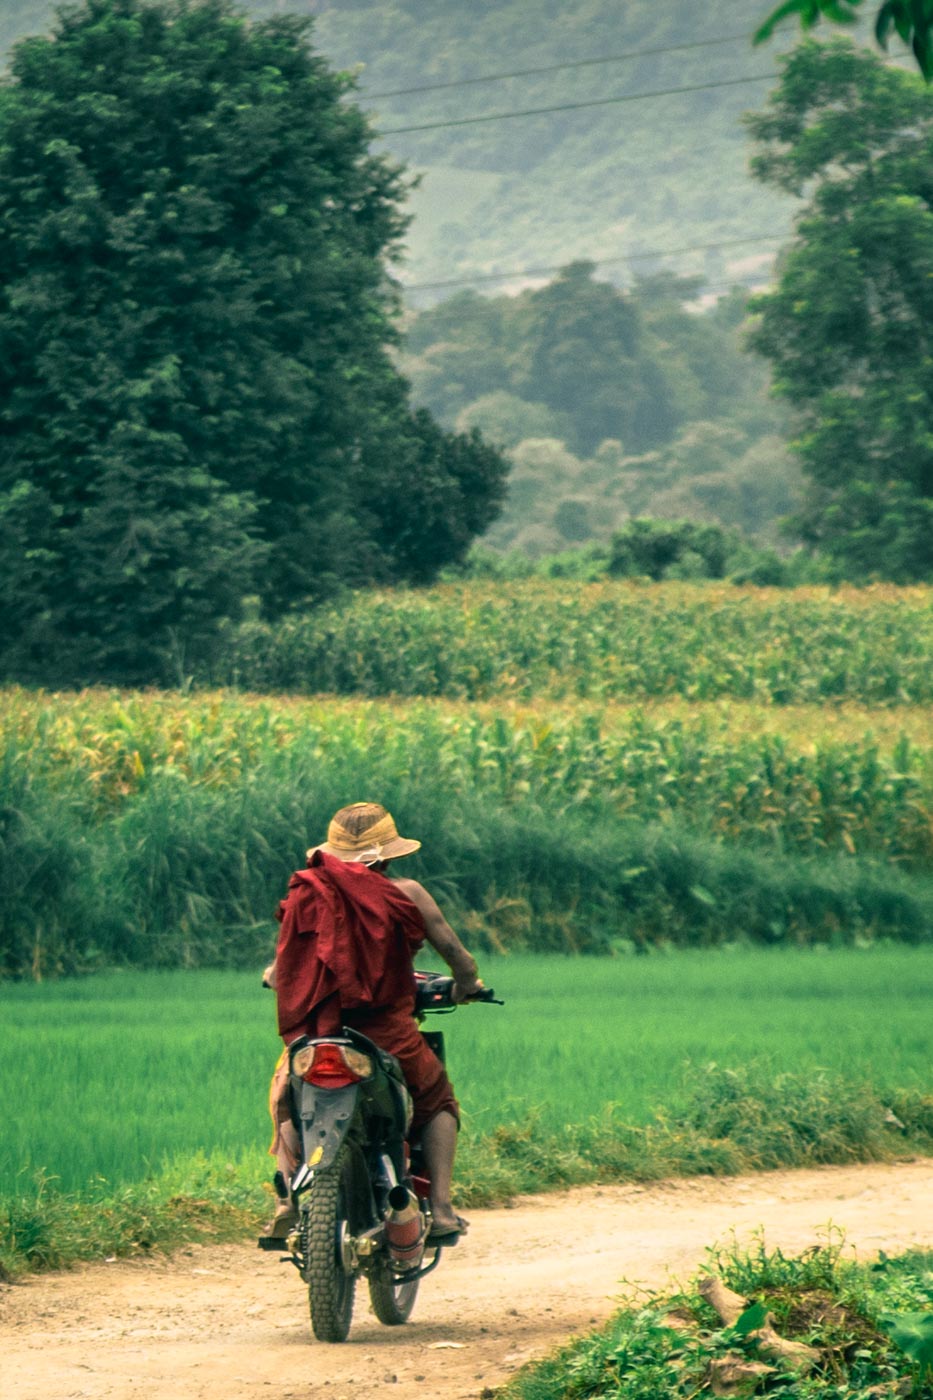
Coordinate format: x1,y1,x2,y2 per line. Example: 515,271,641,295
1,1159,930,1400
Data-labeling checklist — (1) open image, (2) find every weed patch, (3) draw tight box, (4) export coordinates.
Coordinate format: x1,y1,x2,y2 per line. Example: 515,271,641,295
498,1239,933,1399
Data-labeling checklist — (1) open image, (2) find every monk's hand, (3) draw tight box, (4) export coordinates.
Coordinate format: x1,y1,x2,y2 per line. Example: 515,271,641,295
452,975,485,1003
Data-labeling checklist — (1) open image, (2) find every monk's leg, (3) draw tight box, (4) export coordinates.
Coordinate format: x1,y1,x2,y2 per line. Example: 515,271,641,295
420,1109,466,1235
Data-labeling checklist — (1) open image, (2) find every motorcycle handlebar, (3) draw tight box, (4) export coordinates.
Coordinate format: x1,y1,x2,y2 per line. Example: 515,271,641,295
262,968,503,1008
465,986,504,1004
414,971,504,1012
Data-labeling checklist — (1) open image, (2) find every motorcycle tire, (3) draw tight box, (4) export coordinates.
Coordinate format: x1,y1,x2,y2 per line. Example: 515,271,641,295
368,1256,420,1326
302,1141,361,1343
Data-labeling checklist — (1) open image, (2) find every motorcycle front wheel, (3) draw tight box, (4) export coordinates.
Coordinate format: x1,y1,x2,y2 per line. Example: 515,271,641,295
302,1142,361,1342
368,1257,420,1326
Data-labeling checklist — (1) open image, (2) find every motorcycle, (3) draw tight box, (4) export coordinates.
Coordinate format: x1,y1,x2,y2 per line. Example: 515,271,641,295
258,970,503,1342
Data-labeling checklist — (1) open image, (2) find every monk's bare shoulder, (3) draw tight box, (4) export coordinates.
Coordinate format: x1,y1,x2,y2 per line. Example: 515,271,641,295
389,874,479,985
390,875,440,918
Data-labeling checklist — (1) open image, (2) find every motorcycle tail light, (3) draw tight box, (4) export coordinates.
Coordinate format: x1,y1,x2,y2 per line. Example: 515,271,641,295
293,1042,373,1087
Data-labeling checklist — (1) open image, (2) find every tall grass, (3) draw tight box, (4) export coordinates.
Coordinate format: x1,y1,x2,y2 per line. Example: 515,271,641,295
1,690,931,975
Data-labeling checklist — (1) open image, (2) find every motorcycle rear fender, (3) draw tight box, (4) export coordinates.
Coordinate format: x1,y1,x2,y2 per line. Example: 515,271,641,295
292,1079,360,1179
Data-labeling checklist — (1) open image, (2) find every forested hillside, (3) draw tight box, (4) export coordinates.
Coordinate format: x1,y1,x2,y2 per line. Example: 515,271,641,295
0,0,801,293
401,267,801,552
306,0,797,296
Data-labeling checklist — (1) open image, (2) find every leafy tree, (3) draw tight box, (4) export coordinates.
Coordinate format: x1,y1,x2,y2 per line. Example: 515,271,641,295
0,0,506,682
509,262,679,456
453,392,573,449
404,269,796,554
351,400,508,585
403,267,772,463
608,517,738,580
746,40,933,579
756,0,933,79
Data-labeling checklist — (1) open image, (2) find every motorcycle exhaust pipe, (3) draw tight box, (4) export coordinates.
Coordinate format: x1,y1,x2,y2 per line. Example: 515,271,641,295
383,1184,425,1269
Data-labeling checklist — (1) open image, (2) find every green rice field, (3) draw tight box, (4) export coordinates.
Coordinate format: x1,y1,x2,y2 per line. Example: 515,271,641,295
3,947,930,1200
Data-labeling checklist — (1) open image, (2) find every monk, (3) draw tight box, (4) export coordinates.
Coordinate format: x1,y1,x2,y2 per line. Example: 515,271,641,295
264,802,483,1244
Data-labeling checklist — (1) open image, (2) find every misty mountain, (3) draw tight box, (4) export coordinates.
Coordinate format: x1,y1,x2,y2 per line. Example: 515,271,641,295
2,0,799,298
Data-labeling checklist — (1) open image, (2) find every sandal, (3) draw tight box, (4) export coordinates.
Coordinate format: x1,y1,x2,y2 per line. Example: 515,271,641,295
426,1214,469,1246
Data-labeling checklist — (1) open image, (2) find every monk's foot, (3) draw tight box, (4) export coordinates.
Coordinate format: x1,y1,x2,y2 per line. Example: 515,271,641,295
427,1209,469,1243
263,1199,299,1239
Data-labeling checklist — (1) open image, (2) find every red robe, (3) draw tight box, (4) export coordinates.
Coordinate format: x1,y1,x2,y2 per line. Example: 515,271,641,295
274,849,426,1039
272,850,458,1130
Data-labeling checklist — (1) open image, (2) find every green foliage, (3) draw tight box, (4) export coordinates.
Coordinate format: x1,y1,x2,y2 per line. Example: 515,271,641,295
403,272,799,553
404,266,685,456
876,1,933,78
881,1311,933,1374
0,0,507,685
218,580,933,705
500,1240,933,1400
747,39,933,580
0,771,100,979
756,0,866,45
757,0,933,79
2,681,933,974
608,517,743,580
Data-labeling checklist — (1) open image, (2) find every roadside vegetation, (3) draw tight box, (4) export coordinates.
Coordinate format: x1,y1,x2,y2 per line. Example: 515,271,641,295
2,952,931,1278
498,1237,933,1400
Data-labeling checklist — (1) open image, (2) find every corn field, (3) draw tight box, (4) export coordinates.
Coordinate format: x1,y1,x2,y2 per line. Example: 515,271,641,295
2,584,932,976
2,690,931,866
217,582,933,704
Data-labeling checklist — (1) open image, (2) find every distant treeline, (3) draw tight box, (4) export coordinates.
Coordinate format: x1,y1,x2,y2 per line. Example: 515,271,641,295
402,270,800,553
457,517,811,587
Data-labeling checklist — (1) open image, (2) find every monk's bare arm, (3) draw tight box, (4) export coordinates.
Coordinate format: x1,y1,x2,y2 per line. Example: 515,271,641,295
393,877,483,998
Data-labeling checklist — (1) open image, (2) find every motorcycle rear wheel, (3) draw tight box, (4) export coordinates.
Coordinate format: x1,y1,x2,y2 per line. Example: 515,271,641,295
368,1258,420,1326
302,1142,360,1342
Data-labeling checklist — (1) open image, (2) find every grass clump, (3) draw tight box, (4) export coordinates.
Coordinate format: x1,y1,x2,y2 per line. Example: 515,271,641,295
0,1155,268,1281
456,1065,933,1206
498,1237,933,1399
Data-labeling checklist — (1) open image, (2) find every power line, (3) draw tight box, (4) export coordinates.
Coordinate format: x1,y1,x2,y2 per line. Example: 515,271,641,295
399,234,784,294
378,72,777,136
364,33,756,101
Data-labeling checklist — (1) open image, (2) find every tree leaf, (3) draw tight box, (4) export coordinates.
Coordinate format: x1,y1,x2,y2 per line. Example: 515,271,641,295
754,0,813,44
730,1301,772,1338
880,1312,933,1371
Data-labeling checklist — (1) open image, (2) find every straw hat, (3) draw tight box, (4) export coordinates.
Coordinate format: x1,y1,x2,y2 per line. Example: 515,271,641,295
308,802,421,866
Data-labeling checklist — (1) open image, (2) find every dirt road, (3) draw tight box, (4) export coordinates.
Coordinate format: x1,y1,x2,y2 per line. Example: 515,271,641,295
1,1159,930,1400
